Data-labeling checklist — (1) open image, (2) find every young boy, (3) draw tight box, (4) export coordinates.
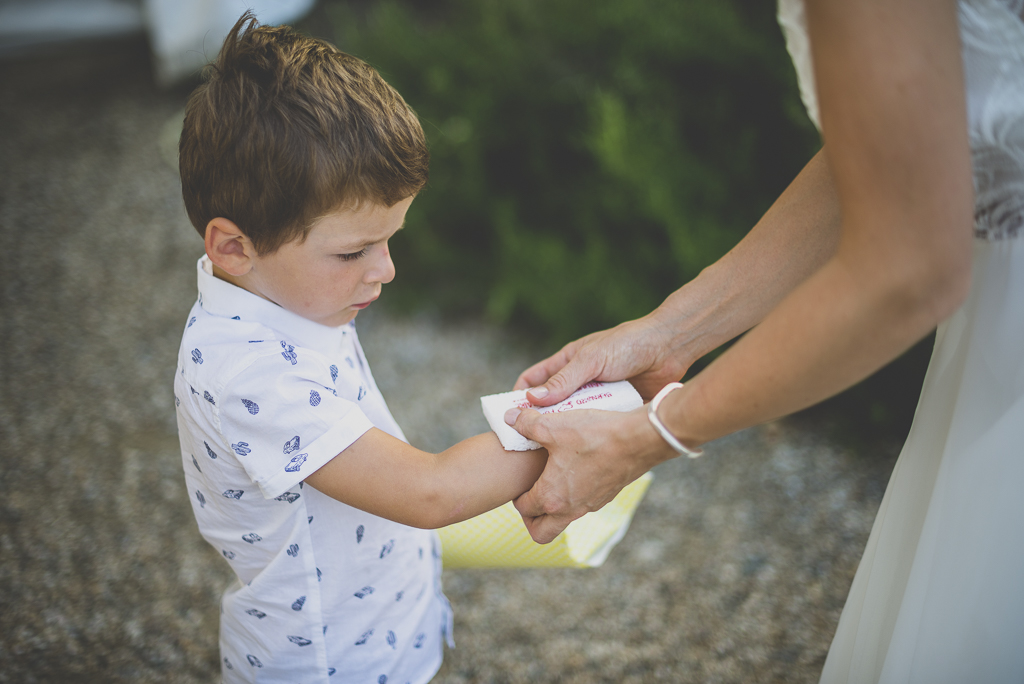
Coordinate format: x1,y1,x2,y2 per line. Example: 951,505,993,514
173,13,545,684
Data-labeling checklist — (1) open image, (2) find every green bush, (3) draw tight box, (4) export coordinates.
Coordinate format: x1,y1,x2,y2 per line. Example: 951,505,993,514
314,0,819,342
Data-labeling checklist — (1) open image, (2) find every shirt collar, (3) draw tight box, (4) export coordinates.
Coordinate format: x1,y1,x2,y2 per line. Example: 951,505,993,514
196,256,351,355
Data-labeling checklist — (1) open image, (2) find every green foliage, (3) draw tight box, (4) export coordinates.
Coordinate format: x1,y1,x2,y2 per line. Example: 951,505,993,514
315,0,820,342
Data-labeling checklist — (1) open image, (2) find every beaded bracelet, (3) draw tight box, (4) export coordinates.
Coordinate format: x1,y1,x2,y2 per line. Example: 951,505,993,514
647,382,703,458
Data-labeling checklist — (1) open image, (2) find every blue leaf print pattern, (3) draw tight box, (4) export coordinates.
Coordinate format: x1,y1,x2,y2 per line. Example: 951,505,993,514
242,533,261,544
414,633,425,649
223,489,243,499
356,525,364,543
345,357,354,369
246,609,267,619
223,657,233,670
395,591,404,602
292,596,306,611
175,394,180,407
241,399,259,415
231,442,250,456
284,453,307,473
275,492,300,503
283,436,300,454
203,390,216,405
317,567,322,582
188,316,196,328
379,676,387,684
286,544,299,557
288,636,312,647
280,340,297,365
204,441,217,459
309,390,321,407
357,386,367,401
308,516,314,524
386,631,397,649
189,385,199,396
380,540,395,559
195,490,206,508
246,654,263,668
354,629,373,646
231,315,241,320
192,455,201,472
328,667,336,675
191,348,203,364
330,364,339,382
222,549,236,560
323,625,328,635
354,586,374,599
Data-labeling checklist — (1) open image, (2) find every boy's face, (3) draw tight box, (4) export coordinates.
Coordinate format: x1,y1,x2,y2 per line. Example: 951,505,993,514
243,197,413,327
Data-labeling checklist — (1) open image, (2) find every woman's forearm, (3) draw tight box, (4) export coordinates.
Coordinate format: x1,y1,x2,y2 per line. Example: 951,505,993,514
660,228,970,447
515,149,843,404
650,148,842,369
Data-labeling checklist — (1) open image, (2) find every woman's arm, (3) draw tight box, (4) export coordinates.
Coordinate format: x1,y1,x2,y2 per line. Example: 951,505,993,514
661,0,973,444
516,146,842,404
510,0,974,544
304,428,546,530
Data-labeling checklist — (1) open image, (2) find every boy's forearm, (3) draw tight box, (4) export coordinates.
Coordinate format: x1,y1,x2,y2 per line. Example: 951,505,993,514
428,433,547,528
304,428,546,529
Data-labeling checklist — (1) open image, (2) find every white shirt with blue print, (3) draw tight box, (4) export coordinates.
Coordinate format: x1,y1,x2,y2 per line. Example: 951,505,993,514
174,257,452,684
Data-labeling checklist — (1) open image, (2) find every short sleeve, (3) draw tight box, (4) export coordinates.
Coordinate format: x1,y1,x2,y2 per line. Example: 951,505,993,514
218,344,373,499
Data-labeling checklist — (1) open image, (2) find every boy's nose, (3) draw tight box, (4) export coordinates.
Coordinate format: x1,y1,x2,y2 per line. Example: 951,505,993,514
367,243,396,285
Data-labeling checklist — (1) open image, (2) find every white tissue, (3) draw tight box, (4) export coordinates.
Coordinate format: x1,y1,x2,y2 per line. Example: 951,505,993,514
481,381,644,451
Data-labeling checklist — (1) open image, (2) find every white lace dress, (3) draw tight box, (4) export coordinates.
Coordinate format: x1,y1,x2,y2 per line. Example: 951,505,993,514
777,1,1024,682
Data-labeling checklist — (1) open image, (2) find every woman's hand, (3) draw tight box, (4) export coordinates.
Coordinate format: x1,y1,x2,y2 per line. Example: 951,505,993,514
513,315,690,406
504,405,676,544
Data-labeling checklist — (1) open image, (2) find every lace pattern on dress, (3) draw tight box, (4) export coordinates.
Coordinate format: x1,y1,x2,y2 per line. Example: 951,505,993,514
777,0,1024,241
960,0,1024,240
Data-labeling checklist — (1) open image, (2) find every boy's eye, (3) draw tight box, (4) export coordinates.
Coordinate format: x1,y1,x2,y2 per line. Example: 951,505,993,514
337,248,368,262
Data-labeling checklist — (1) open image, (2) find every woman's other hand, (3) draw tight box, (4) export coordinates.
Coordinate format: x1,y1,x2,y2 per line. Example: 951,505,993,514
513,315,690,406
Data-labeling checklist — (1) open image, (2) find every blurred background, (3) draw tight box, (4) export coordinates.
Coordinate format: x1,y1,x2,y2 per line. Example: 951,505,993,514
0,0,929,681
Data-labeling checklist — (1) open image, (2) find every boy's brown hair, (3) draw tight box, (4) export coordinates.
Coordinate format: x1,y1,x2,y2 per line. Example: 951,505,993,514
179,11,428,255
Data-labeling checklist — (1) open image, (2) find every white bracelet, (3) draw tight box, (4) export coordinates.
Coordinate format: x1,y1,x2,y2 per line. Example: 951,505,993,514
647,382,703,458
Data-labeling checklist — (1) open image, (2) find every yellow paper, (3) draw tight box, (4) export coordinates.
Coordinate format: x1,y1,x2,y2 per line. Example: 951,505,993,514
438,472,653,568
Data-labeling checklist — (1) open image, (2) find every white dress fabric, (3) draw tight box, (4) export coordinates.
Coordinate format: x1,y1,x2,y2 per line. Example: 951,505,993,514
777,1,1024,682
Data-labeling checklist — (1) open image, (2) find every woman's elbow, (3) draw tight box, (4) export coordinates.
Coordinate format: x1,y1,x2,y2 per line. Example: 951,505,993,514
923,234,973,322
895,232,973,326
937,255,972,319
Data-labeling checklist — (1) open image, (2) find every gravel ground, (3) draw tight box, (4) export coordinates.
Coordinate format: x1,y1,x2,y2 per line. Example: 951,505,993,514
0,38,899,683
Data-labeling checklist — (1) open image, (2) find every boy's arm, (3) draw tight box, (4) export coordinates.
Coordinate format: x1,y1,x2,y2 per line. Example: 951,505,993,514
304,429,547,529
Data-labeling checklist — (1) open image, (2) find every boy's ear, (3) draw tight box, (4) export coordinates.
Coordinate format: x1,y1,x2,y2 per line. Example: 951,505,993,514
205,217,256,276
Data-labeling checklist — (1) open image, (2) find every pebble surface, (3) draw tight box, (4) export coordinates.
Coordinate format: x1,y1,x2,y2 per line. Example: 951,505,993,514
0,38,899,683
